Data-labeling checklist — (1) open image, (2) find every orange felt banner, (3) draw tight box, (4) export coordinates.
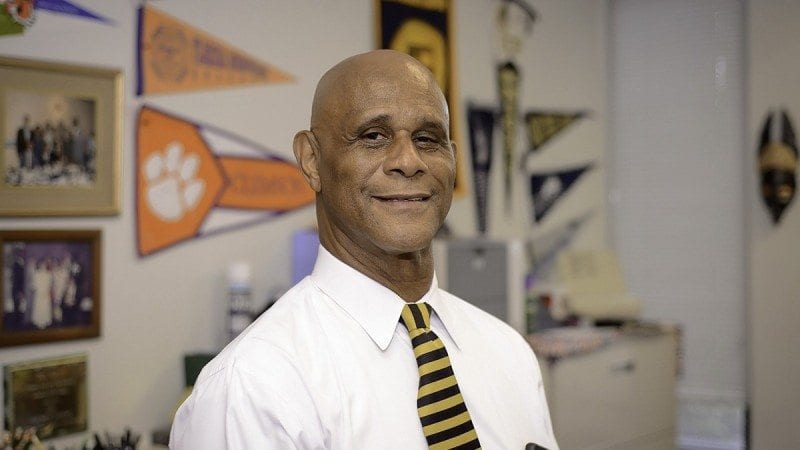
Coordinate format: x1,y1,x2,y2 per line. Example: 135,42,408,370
136,106,313,256
136,5,294,95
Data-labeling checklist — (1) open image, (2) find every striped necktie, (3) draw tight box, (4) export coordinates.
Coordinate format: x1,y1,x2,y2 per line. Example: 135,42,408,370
400,303,481,450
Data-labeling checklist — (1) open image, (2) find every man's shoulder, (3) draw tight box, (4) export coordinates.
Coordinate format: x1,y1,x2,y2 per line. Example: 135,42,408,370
171,280,332,449
197,278,326,383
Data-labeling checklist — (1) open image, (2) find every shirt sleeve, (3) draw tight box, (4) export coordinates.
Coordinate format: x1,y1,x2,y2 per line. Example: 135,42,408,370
169,347,327,450
524,337,560,450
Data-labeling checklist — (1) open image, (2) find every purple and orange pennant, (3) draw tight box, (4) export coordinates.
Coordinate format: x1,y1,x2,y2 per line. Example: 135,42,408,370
136,105,314,257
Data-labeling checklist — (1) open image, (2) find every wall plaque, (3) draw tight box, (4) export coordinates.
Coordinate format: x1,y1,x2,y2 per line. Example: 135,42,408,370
3,354,87,439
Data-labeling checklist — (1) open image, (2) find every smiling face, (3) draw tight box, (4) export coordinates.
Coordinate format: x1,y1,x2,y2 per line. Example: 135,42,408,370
294,51,455,261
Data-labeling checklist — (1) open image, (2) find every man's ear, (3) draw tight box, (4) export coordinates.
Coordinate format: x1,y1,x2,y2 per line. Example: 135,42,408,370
293,130,321,192
449,140,458,188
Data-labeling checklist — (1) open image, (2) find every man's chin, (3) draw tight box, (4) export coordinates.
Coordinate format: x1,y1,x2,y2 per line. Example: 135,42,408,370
376,236,435,257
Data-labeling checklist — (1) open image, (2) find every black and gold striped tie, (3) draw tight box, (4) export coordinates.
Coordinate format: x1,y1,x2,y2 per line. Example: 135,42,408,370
400,303,481,450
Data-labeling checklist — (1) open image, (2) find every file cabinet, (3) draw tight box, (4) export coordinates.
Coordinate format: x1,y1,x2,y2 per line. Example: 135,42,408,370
539,332,677,450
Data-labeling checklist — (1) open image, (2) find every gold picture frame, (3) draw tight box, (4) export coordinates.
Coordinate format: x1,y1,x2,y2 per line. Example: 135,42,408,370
4,354,88,439
0,229,101,347
375,0,467,197
0,56,122,216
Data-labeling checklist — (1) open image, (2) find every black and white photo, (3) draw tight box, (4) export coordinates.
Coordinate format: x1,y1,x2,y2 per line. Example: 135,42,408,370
0,230,100,347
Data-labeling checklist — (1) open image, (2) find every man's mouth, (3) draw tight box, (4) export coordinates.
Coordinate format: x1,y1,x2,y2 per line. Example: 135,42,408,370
373,194,430,202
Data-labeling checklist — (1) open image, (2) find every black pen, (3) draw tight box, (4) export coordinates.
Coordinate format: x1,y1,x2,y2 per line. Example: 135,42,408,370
93,433,103,450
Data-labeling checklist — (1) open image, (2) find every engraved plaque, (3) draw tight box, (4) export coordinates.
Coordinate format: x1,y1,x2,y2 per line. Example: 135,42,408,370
4,354,87,439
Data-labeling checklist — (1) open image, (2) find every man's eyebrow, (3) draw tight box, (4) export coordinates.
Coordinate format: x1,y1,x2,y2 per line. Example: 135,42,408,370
352,115,449,137
353,115,392,133
418,120,448,132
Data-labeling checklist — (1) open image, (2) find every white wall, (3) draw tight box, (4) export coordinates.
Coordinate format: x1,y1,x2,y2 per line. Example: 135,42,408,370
747,1,800,448
608,0,746,447
0,1,608,448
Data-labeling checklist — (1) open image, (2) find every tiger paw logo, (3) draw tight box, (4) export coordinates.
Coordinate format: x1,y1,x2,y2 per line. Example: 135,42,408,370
144,142,205,222
2,0,36,27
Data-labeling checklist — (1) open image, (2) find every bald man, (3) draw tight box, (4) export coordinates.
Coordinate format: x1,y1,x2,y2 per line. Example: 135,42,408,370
170,50,558,450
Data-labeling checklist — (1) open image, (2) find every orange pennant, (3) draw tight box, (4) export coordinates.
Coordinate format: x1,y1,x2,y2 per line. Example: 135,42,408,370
136,106,314,256
136,5,294,95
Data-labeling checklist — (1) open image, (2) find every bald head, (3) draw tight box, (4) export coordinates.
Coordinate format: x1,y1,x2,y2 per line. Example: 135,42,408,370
292,50,457,293
310,50,449,132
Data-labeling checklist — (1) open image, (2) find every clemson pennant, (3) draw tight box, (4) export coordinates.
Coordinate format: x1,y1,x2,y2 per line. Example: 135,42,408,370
136,106,314,256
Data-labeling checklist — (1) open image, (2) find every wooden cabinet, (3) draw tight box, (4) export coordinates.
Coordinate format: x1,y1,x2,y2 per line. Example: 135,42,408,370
539,332,677,450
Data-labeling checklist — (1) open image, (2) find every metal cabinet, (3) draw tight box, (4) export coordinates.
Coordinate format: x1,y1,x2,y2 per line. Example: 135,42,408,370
540,332,677,450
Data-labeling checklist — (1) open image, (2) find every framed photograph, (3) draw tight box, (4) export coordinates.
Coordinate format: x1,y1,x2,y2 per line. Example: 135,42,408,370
375,0,467,197
0,56,122,216
0,230,101,347
4,354,88,439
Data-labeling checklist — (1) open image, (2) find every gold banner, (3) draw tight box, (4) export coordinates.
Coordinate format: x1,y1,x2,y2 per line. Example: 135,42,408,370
524,110,587,152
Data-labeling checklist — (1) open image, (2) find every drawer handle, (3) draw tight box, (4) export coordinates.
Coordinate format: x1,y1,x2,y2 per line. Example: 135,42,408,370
610,359,636,373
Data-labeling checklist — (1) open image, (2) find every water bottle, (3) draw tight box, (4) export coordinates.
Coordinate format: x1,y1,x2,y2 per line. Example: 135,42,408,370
227,262,252,343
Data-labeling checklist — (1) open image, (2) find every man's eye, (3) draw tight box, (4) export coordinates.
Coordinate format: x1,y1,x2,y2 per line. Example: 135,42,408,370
415,135,444,149
363,131,386,141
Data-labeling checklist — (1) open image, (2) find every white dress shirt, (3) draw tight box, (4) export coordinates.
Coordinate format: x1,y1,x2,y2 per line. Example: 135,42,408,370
170,246,559,450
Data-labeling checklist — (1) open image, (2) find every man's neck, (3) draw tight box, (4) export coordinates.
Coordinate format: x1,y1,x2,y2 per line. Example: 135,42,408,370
322,239,434,303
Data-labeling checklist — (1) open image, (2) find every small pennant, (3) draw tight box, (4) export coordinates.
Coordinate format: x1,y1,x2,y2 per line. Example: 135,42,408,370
524,110,588,152
136,5,294,96
37,0,112,24
467,104,496,234
1,0,110,36
529,164,593,223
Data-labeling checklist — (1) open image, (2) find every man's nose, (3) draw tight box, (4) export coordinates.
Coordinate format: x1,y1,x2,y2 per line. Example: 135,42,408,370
384,135,427,177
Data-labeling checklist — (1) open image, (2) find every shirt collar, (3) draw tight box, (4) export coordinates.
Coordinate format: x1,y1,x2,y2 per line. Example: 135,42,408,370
425,288,462,350
309,245,462,351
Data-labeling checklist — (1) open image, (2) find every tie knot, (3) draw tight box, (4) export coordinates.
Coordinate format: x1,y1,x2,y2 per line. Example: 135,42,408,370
400,303,432,332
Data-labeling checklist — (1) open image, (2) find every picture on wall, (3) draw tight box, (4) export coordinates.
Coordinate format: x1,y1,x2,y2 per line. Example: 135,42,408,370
0,56,122,216
5,91,96,187
375,0,467,197
0,230,101,347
